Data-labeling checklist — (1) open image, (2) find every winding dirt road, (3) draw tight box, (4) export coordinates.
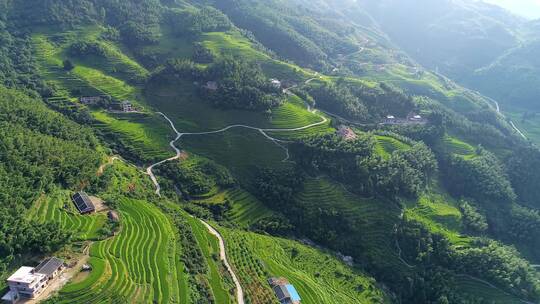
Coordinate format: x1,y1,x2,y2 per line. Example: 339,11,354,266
146,99,328,303
200,220,245,304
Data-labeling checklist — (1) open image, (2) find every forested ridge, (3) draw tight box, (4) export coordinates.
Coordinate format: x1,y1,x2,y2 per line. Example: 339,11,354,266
2,0,540,303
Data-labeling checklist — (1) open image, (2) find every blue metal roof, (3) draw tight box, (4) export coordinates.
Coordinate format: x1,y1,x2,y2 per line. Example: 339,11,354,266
285,284,301,302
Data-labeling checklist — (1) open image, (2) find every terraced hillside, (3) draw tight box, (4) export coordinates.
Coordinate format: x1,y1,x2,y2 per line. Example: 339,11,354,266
221,228,388,304
56,197,188,303
28,190,107,241
294,178,407,277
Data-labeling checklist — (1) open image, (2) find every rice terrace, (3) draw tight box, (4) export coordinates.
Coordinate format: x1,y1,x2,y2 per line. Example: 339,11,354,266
2,1,540,304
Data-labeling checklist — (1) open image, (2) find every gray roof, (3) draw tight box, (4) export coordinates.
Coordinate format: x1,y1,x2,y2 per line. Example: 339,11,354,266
34,257,63,276
273,285,291,301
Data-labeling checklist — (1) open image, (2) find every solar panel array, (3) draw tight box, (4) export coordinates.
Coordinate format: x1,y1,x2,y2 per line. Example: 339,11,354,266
72,192,95,214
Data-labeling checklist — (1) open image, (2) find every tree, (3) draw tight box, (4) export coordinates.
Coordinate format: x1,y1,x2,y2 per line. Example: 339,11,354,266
63,59,74,71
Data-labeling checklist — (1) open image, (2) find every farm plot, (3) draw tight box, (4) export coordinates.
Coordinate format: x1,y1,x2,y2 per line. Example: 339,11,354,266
92,111,174,163
28,190,106,241
181,128,290,183
374,135,411,158
56,198,189,303
294,178,407,275
221,228,388,304
146,80,327,133
442,136,478,159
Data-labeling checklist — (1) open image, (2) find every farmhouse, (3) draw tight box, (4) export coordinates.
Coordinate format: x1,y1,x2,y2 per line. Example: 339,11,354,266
268,277,301,304
1,258,64,303
120,101,133,112
407,113,424,122
72,191,96,214
270,78,282,89
384,115,397,124
79,96,102,105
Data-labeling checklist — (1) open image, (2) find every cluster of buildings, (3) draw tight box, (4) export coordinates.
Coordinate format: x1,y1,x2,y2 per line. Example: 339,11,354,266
383,112,427,125
2,258,64,303
79,96,135,113
268,277,301,304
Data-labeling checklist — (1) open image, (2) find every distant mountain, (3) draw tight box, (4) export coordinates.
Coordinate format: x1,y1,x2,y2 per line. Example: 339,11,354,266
355,0,540,110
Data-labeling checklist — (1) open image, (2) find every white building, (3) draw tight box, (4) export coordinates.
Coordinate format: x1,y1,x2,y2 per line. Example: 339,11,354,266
2,258,64,303
270,78,282,89
121,101,133,112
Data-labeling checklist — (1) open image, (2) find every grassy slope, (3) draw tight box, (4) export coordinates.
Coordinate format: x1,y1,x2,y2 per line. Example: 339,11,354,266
221,227,388,304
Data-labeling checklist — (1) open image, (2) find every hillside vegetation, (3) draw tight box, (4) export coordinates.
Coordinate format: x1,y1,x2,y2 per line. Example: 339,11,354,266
2,0,540,304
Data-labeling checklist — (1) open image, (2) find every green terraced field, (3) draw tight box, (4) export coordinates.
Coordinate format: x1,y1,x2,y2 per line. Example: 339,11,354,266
225,188,273,227
405,194,471,246
28,190,106,241
221,228,388,304
180,128,290,183
295,178,407,275
454,276,526,304
146,80,325,133
200,31,312,81
70,40,149,83
92,111,174,162
56,197,189,304
442,136,478,159
375,135,411,158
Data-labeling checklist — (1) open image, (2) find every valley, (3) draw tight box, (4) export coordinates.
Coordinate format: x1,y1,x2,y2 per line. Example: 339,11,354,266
2,1,540,304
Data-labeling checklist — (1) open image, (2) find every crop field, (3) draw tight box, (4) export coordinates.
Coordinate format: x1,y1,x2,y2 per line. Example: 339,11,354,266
405,194,471,246
70,39,149,83
225,188,273,227
92,111,174,162
294,178,407,274
506,109,540,146
454,276,525,304
375,135,411,158
221,228,387,304
28,190,107,241
146,80,326,132
56,197,189,304
200,31,311,81
442,136,477,158
180,128,290,183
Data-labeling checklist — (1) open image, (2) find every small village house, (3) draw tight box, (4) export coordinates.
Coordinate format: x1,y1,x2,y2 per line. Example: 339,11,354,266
120,101,133,112
407,112,424,122
270,78,282,89
268,277,301,304
384,115,397,124
72,191,96,214
79,96,103,105
2,258,64,303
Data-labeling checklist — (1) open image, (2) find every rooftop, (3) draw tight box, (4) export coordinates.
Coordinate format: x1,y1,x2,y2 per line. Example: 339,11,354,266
35,257,63,276
72,191,95,214
285,284,301,302
7,267,44,284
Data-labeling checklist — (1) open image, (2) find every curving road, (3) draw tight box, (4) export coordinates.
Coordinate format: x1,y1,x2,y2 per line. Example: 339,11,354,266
146,100,328,304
